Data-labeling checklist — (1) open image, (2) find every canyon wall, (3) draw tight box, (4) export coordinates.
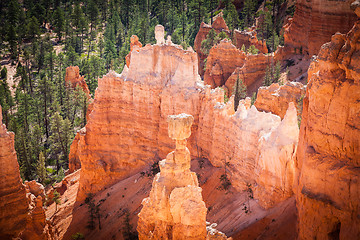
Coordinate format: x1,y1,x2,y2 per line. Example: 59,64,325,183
75,30,299,211
283,0,357,57
295,10,360,239
194,15,230,76
204,39,271,96
255,81,306,119
75,40,203,201
0,105,51,240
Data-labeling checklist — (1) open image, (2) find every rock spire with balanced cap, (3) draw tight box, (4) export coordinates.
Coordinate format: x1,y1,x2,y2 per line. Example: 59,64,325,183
137,113,228,240
137,113,207,239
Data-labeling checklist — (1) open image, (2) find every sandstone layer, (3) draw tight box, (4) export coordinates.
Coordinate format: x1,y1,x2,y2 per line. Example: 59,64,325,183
283,0,357,57
0,105,51,240
137,113,209,240
194,15,230,76
255,81,306,119
295,15,360,239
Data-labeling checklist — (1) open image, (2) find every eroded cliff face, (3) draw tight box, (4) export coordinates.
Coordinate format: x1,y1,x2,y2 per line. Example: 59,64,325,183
233,27,268,54
0,105,52,240
255,81,306,119
295,12,360,239
74,28,299,212
194,15,230,76
0,106,29,238
76,37,203,201
283,0,357,57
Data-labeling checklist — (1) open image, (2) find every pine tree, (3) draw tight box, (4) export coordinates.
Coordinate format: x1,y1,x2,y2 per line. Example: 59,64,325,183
37,151,47,183
234,75,247,112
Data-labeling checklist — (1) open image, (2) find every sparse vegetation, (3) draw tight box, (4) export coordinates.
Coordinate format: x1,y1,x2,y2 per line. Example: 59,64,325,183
234,74,247,112
53,190,61,213
71,232,85,240
122,210,138,240
297,94,305,128
85,193,102,230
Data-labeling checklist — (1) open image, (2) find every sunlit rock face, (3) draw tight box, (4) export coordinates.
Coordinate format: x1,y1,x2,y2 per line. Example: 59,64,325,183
254,102,299,208
0,105,51,240
204,39,246,90
295,11,360,239
283,0,357,57
197,92,299,208
137,113,208,240
0,105,29,238
233,27,268,54
75,25,299,210
75,35,202,201
194,15,230,76
125,35,143,67
255,81,306,119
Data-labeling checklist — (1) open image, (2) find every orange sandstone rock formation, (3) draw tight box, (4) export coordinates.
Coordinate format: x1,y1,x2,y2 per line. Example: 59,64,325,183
204,39,272,96
255,81,306,119
125,35,143,67
0,105,52,240
0,106,30,238
65,66,90,98
233,27,268,54
295,10,360,239
204,39,246,90
283,0,357,57
75,34,202,201
137,113,208,240
194,15,230,76
196,89,299,208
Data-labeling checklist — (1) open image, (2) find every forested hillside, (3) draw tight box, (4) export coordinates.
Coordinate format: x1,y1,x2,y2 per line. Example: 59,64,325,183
0,0,289,184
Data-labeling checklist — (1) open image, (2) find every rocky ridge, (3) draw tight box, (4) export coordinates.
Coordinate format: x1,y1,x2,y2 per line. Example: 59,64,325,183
295,7,360,239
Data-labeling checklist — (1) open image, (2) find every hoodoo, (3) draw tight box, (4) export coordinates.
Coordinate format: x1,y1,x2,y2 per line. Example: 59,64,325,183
138,113,228,240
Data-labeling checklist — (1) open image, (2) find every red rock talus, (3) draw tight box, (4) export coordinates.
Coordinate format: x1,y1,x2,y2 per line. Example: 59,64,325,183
255,81,306,119
295,15,360,239
194,15,230,76
65,66,90,98
283,0,357,57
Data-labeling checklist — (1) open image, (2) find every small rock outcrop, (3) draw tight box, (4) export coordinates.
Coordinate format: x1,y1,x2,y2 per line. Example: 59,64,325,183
204,39,246,90
138,113,207,239
65,66,90,98
283,0,357,57
125,35,143,67
295,8,360,239
255,81,306,119
233,27,268,54
194,15,230,76
204,39,272,96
